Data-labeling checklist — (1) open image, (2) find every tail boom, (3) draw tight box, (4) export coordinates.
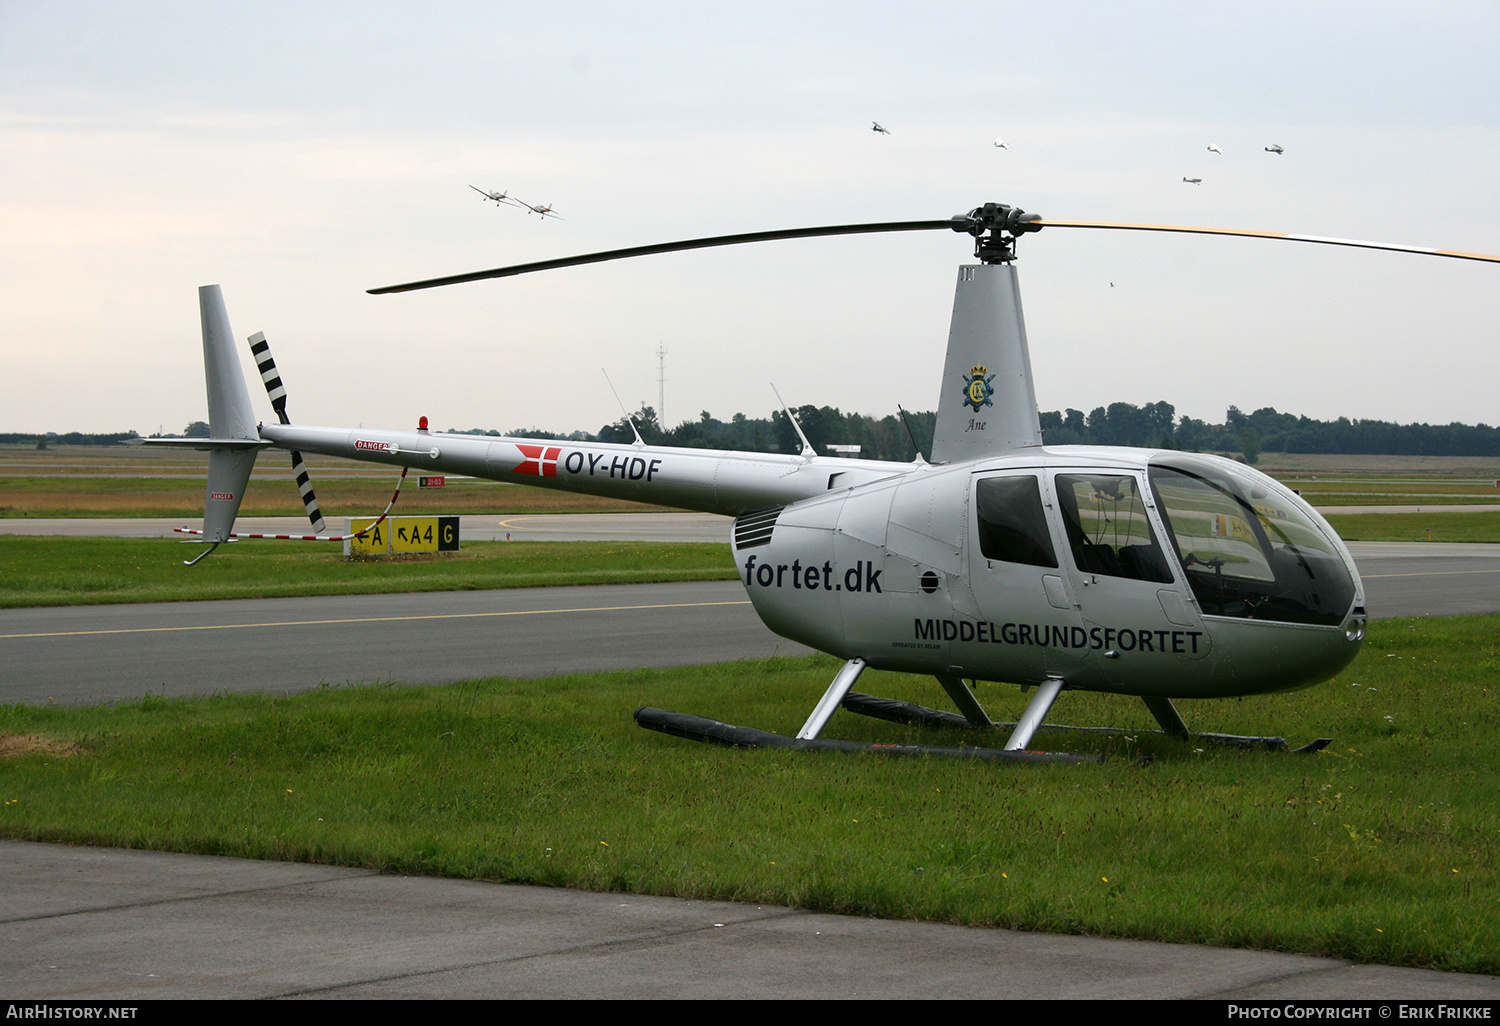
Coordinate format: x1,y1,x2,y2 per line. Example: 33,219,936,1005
257,423,918,518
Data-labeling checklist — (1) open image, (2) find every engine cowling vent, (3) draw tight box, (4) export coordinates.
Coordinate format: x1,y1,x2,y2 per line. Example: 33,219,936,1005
733,506,784,550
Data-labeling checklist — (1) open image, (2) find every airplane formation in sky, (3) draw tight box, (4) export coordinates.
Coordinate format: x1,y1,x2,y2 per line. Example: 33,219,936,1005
469,185,563,219
866,122,1286,185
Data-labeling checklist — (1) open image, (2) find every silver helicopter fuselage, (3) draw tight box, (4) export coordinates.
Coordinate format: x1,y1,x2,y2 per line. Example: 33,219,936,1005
256,421,1366,701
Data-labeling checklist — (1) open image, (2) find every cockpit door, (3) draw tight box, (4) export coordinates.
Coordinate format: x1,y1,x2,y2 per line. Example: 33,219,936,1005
1051,470,1211,689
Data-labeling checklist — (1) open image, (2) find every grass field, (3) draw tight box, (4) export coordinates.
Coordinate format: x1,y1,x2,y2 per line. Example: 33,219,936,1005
1304,494,1500,506
1288,482,1500,496
5,445,1499,519
0,536,738,607
0,444,672,517
1322,512,1500,544
1,614,1496,974
1255,453,1500,479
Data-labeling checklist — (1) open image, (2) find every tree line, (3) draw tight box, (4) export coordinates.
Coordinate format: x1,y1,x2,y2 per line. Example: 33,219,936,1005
9,402,1497,458
574,401,1498,460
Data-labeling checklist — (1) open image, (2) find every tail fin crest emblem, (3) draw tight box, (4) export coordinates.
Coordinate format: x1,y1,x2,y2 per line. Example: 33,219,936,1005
962,365,995,412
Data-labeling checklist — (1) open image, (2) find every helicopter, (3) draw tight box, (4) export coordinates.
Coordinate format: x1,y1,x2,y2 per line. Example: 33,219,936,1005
157,203,1498,762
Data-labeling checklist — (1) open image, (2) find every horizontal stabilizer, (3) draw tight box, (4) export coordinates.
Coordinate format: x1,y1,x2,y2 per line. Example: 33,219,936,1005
134,437,268,450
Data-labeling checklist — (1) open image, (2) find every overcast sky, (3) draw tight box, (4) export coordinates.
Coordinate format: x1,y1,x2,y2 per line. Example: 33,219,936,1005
2,1,1495,438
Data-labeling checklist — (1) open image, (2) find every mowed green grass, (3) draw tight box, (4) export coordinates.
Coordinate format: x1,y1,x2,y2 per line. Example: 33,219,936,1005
1307,494,1500,506
1282,480,1500,496
1322,512,1500,544
0,536,737,607
1,615,1495,973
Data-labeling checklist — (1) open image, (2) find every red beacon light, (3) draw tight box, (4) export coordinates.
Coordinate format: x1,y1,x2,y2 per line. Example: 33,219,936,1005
418,416,429,433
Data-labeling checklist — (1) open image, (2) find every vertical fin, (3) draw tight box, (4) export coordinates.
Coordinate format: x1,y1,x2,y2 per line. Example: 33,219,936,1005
202,447,258,543
929,263,1042,463
197,285,260,543
201,286,259,442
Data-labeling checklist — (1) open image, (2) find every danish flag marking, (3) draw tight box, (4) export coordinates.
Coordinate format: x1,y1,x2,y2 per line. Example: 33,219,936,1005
513,444,562,478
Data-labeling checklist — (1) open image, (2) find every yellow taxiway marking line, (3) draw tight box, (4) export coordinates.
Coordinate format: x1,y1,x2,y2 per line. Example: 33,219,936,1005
0,600,752,640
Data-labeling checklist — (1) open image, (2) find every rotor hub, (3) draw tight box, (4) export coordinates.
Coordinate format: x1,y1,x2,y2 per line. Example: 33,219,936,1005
949,203,1043,263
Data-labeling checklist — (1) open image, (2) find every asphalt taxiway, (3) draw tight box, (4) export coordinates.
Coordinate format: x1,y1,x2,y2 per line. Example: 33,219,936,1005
0,580,804,706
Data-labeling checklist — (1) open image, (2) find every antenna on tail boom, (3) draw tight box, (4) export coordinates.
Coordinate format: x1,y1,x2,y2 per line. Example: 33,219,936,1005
602,369,647,446
771,384,816,458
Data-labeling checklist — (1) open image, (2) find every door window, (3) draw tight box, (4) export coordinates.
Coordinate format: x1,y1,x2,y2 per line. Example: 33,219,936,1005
974,475,1057,568
1054,473,1173,584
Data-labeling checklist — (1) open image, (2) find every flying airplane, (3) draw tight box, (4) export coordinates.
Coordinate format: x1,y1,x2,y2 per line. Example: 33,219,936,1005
872,121,890,134
1266,144,1285,154
1182,177,1202,184
1207,143,1223,154
157,203,1499,761
993,139,1009,149
469,185,522,207
516,199,562,219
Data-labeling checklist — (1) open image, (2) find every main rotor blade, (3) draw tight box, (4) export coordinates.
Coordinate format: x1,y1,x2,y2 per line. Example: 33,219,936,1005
368,219,952,294
1035,220,1500,264
369,209,1498,295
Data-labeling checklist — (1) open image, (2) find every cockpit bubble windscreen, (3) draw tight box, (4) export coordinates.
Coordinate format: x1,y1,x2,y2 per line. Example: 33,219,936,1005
1148,457,1356,626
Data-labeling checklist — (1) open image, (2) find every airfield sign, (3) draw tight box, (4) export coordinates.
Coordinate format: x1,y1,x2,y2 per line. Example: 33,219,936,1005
345,515,460,556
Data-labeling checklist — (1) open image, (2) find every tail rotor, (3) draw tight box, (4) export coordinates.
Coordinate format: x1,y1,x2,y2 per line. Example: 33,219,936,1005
247,331,326,534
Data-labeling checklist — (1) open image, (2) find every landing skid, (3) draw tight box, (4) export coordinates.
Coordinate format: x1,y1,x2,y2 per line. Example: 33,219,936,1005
633,708,1101,765
632,658,1329,761
633,655,1099,763
840,692,1330,753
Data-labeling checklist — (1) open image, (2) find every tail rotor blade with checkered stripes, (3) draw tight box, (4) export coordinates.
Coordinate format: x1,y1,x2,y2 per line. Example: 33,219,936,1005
247,331,326,534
